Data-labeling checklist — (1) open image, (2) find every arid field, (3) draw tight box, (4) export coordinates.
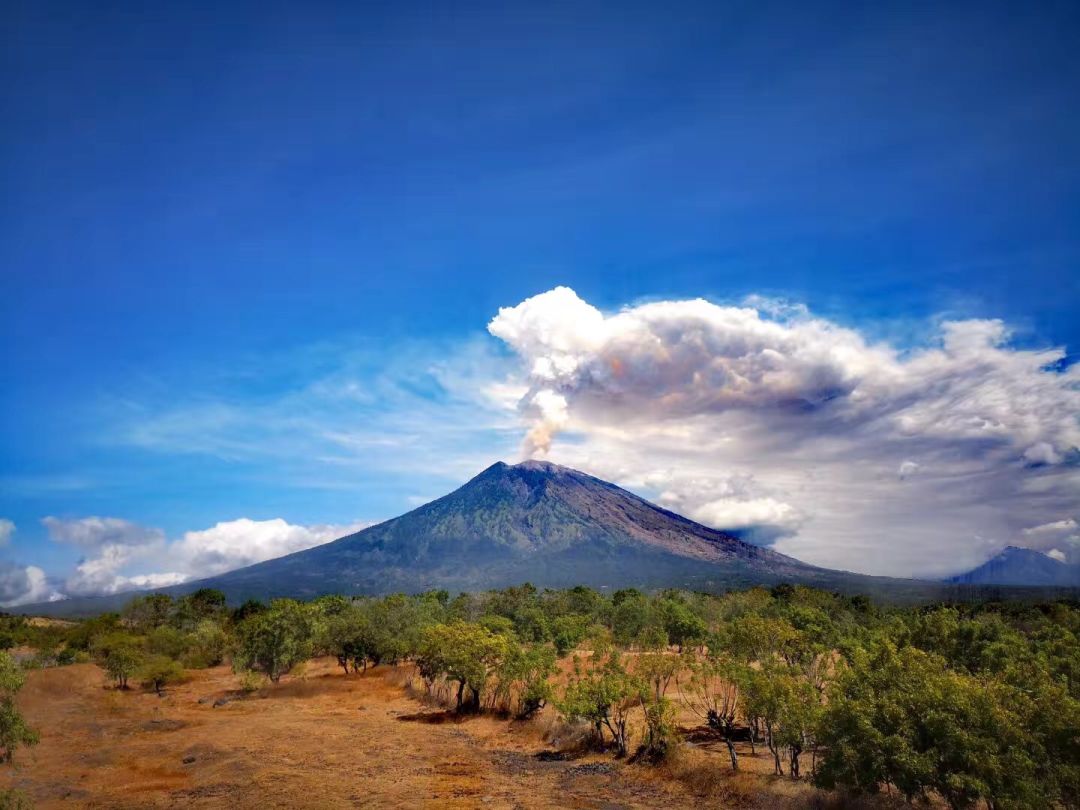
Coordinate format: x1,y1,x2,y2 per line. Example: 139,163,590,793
5,656,846,810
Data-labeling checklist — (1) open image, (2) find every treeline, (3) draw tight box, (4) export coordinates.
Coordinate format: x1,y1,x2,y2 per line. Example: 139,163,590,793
5,584,1079,808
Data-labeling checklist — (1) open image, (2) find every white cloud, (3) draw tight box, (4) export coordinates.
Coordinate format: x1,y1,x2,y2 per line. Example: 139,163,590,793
0,563,60,607
897,460,920,480
43,517,168,597
0,519,13,547
40,515,370,600
43,516,164,551
489,287,1080,577
1019,518,1080,564
169,518,370,578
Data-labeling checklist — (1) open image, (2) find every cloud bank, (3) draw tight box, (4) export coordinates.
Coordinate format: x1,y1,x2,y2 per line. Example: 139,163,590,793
489,287,1080,576
20,516,369,604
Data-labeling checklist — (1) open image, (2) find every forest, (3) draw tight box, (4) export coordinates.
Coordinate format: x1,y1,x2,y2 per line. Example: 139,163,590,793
3,583,1078,809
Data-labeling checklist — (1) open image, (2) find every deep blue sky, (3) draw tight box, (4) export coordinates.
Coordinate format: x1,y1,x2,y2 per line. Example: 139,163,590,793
2,1,1078,578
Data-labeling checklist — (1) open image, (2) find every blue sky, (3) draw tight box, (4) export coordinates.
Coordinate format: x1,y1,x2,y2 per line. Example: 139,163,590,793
2,1,1078,599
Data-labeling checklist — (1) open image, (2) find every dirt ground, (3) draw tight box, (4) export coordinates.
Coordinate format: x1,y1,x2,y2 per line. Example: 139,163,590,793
4,658,827,809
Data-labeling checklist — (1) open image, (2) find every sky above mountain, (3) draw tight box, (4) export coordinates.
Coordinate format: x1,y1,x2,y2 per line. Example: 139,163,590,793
1,1,1078,603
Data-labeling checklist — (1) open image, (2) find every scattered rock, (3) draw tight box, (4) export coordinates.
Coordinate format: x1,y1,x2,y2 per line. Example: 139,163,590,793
212,698,231,708
182,755,196,765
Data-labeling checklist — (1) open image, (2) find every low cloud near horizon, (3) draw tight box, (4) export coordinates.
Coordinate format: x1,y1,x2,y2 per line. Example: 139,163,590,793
0,516,369,606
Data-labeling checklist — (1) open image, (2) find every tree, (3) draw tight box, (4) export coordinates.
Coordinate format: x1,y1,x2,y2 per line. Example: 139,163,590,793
550,615,590,656
183,619,229,668
417,622,508,712
92,632,143,689
656,597,707,651
175,588,227,629
233,599,316,683
139,655,184,695
610,591,650,646
679,651,742,770
557,649,642,757
323,606,375,674
814,640,1050,808
635,650,679,702
492,642,556,717
0,652,37,763
122,594,174,632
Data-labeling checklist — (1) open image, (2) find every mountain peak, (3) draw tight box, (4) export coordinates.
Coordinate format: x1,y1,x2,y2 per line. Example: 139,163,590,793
947,545,1078,587
512,459,567,472
165,457,827,600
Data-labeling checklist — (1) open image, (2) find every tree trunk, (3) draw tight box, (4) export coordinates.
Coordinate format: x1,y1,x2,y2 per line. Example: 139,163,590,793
725,738,739,771
455,680,465,711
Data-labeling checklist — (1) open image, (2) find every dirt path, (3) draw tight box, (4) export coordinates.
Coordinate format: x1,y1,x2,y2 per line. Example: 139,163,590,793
4,660,693,809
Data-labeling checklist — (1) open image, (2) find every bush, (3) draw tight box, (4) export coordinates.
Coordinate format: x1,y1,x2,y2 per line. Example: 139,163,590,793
232,599,315,683
139,654,185,695
92,633,143,689
0,652,37,763
238,669,266,694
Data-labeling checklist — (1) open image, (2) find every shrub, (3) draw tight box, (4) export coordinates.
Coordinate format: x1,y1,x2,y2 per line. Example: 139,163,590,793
139,655,185,695
92,632,144,689
0,653,37,763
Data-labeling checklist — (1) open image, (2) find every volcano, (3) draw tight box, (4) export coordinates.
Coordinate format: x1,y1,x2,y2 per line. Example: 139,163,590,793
24,461,1011,614
156,460,922,601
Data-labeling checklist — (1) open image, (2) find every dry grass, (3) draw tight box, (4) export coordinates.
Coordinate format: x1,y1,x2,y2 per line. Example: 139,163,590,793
2,656,905,809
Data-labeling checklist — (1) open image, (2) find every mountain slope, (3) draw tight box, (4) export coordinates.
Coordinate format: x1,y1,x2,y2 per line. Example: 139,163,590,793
198,460,823,599
946,546,1080,587
23,461,1068,615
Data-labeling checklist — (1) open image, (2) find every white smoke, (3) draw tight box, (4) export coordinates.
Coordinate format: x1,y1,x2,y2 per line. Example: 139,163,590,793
488,287,1080,576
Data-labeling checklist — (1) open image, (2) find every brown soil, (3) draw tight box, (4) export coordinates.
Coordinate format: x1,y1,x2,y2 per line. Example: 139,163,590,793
3,659,693,809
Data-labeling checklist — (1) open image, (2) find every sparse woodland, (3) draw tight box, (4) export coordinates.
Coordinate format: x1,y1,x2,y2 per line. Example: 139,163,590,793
4,584,1079,809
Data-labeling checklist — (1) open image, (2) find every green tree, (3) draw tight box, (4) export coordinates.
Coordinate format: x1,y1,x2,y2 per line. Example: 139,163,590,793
233,599,316,683
557,649,642,757
492,642,556,718
815,640,1050,808
0,652,37,763
92,632,143,689
417,621,508,712
139,654,184,695
323,606,375,674
122,593,174,632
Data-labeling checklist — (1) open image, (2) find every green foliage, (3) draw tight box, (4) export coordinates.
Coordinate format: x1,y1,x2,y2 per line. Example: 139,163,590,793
122,594,174,633
12,582,1079,807
232,599,316,683
92,632,144,689
557,650,642,757
0,652,37,763
322,605,376,673
815,640,1049,807
418,621,508,711
638,694,678,761
550,614,590,655
182,619,229,668
139,654,185,695
147,626,189,660
493,642,556,718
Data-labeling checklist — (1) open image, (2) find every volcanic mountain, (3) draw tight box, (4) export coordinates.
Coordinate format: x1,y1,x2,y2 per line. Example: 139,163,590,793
201,459,830,600
945,546,1080,587
24,461,1025,615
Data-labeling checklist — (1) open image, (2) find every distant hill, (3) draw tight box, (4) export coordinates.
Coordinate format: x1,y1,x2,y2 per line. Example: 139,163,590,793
20,462,1078,616
945,546,1080,587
